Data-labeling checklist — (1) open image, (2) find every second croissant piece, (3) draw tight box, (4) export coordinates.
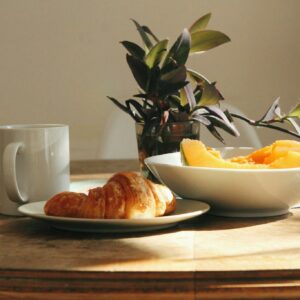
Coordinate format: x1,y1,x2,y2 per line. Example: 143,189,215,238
44,172,176,219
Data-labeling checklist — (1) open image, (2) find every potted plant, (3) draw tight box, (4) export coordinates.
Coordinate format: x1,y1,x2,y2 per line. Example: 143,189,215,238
108,13,300,179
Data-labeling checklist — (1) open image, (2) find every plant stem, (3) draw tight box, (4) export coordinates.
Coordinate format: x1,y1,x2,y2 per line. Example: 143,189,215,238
231,113,300,139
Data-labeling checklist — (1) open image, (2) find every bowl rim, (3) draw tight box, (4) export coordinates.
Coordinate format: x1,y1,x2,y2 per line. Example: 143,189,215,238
145,151,300,173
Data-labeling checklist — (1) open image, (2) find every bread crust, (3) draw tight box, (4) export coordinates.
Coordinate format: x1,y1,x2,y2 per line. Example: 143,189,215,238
44,172,176,219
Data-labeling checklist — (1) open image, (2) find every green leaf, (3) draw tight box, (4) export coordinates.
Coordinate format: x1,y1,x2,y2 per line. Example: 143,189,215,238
142,26,159,42
179,84,196,108
288,102,300,118
206,125,225,143
133,93,147,98
163,28,191,66
107,96,140,122
107,96,129,114
206,115,239,137
224,109,234,122
189,13,211,34
191,114,211,126
203,106,239,136
160,65,186,84
194,89,202,103
158,80,188,98
126,99,147,121
131,19,153,50
199,81,223,106
259,97,281,122
147,65,161,93
145,39,169,68
126,54,149,91
191,30,230,53
120,41,145,60
167,95,184,110
179,88,188,107
187,69,211,84
287,118,300,135
187,69,223,105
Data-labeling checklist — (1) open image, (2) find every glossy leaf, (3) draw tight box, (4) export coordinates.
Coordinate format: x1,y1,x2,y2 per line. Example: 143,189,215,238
120,41,145,60
194,89,202,103
259,97,281,122
191,30,230,53
191,112,211,126
199,81,223,106
168,95,184,111
189,13,211,34
147,65,161,93
187,68,211,84
131,19,153,50
107,97,128,113
164,29,191,66
179,83,196,108
126,99,147,121
142,26,159,42
206,115,239,137
133,93,147,98
126,54,149,91
206,125,225,143
145,39,168,68
107,97,139,121
187,69,223,105
287,118,300,135
224,109,234,122
288,102,300,118
160,65,186,84
158,80,188,98
204,105,239,136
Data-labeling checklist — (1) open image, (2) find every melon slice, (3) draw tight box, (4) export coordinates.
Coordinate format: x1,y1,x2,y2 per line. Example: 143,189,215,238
180,139,300,169
269,151,300,168
263,140,300,164
180,139,266,169
233,145,272,164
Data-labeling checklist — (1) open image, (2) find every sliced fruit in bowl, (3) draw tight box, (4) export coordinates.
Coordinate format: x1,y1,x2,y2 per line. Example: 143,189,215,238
180,139,300,169
145,139,300,217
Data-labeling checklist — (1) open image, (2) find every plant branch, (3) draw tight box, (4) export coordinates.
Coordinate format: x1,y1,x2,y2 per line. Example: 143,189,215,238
231,113,300,139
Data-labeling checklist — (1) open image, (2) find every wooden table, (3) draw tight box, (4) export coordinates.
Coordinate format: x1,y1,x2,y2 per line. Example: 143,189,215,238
1,160,300,299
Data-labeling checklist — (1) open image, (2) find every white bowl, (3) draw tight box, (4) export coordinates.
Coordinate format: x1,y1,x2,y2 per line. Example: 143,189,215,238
145,148,300,217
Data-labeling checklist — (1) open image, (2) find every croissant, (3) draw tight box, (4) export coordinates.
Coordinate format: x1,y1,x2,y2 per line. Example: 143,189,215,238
44,172,176,219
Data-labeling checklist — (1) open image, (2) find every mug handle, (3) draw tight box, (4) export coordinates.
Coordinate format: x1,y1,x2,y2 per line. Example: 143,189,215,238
3,142,28,204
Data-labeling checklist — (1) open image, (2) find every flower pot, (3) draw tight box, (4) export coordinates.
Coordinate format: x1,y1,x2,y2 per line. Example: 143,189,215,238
135,121,200,181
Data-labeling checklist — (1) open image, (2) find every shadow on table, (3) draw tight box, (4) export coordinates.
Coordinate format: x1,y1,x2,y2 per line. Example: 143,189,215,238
1,213,298,270
0,217,194,270
0,209,294,241
178,211,293,231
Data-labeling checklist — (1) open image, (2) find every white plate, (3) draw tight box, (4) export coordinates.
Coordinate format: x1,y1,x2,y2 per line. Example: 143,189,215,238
18,199,209,233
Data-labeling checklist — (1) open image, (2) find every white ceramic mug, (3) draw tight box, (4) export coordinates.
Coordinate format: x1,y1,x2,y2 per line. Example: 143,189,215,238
0,124,70,216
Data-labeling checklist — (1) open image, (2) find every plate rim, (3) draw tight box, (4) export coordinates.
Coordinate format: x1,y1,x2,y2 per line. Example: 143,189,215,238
18,198,210,224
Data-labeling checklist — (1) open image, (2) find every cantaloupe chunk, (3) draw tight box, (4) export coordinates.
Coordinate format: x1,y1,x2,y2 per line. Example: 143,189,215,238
243,145,272,164
180,139,266,169
238,140,300,165
269,151,300,168
180,139,300,169
263,140,300,164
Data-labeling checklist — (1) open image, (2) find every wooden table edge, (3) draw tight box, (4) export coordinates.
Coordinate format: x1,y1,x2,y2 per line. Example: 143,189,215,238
1,269,300,299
